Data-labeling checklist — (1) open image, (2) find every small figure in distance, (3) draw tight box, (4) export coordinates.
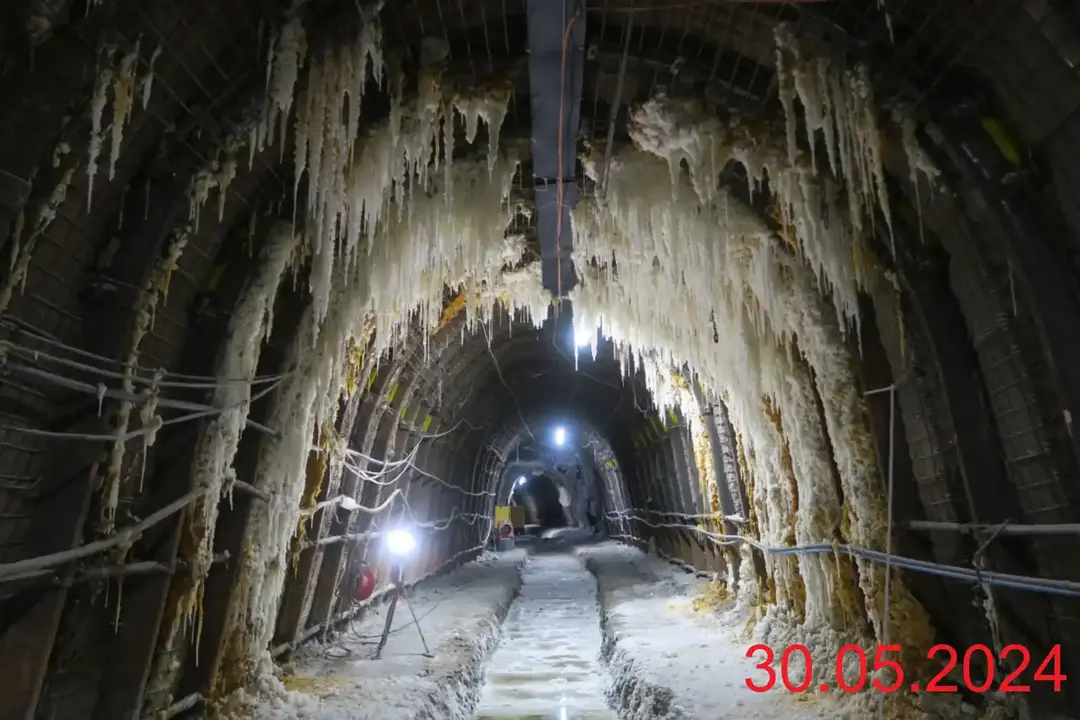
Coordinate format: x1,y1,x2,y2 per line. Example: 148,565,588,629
584,505,599,536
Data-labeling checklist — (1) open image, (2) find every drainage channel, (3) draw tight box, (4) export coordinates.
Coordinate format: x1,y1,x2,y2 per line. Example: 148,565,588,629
473,552,615,720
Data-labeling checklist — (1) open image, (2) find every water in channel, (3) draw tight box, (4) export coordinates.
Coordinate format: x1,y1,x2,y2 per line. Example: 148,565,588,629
473,552,615,720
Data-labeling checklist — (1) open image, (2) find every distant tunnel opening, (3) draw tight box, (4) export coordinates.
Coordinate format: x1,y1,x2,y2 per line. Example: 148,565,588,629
511,474,567,529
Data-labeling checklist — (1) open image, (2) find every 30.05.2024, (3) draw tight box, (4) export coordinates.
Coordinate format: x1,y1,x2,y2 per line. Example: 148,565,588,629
744,643,1066,694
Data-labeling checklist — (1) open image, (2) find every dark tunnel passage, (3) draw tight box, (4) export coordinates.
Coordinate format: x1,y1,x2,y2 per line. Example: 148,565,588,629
3,0,1080,719
509,472,567,529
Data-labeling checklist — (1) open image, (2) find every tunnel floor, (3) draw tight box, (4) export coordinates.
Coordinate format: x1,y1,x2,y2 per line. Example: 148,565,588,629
473,552,615,719
239,543,857,719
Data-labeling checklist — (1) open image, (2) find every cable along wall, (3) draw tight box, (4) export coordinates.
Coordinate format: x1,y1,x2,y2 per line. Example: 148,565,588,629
569,22,951,710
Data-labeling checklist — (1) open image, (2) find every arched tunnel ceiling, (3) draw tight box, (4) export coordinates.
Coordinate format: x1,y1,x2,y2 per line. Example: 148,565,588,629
3,1,1080,719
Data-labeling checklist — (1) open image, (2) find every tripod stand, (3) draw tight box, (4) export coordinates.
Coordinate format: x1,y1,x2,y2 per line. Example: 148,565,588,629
373,562,432,660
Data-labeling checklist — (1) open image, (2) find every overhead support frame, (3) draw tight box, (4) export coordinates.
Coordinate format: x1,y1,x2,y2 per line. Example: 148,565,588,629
526,0,586,304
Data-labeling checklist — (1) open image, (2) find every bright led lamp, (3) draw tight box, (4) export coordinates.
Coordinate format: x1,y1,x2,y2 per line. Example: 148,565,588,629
386,528,417,557
573,324,594,348
553,426,566,446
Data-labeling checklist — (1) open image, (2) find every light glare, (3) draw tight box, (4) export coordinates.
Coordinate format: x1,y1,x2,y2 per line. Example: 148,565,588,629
386,528,417,556
574,324,594,348
554,426,566,446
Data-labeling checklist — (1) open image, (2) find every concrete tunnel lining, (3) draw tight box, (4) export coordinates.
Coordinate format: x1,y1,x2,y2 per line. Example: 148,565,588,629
2,0,1080,718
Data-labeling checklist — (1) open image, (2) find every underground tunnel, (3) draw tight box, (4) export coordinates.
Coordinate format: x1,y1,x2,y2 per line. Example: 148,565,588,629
2,0,1080,718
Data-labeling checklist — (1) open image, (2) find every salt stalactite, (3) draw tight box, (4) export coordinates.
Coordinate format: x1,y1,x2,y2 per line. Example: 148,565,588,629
728,115,866,333
84,40,147,208
212,102,537,699
213,136,241,223
0,163,77,314
170,222,299,634
140,45,163,110
768,346,851,631
893,107,940,192
364,139,528,361
109,41,141,182
255,16,307,163
627,94,731,205
890,103,942,241
571,144,777,423
630,96,867,336
774,23,893,248
571,86,937,678
285,17,517,341
291,21,385,332
100,225,189,536
782,259,935,667
184,131,247,233
464,260,550,330
101,156,220,535
571,141,805,612
454,85,513,175
86,48,116,208
137,369,165,490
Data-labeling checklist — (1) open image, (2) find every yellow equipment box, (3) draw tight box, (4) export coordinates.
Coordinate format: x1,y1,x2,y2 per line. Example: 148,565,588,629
494,505,526,528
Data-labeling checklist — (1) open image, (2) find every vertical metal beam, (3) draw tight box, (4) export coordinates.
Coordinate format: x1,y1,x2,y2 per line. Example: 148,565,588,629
527,0,586,301
645,443,673,554
0,446,93,720
305,385,390,633
854,302,970,645
714,401,749,521
173,293,307,702
274,391,363,648
663,429,699,563
696,397,740,528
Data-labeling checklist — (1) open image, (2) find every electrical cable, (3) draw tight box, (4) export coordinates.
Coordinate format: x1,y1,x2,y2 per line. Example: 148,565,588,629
1,337,291,389
2,373,286,442
0,316,293,385
607,507,745,523
407,461,496,499
606,512,1080,599
348,597,444,643
480,321,534,441
340,415,477,468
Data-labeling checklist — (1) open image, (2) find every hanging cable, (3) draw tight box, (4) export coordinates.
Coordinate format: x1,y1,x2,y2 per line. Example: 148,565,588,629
606,512,1080,599
1,372,285,441
0,316,293,385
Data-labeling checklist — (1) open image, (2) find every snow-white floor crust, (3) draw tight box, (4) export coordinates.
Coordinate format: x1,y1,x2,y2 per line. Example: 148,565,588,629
578,542,854,720
219,550,525,719
474,551,615,719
